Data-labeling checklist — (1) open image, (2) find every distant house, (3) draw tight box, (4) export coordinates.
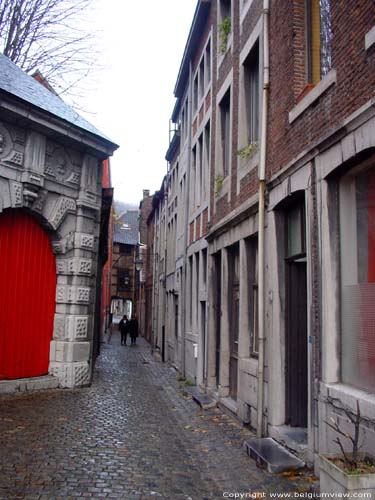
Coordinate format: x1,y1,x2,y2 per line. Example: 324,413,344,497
100,159,114,344
111,206,139,318
0,54,118,390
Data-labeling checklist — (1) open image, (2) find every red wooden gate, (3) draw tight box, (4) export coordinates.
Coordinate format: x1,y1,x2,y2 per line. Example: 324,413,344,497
0,210,56,380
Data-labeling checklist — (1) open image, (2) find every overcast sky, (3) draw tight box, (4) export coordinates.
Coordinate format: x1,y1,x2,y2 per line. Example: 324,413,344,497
82,0,197,205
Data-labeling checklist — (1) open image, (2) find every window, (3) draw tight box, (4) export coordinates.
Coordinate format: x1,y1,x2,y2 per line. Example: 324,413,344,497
197,134,203,207
181,106,185,143
205,40,211,87
189,255,193,327
191,146,197,209
306,0,332,84
193,75,198,115
203,121,211,199
243,40,259,144
247,237,259,357
219,88,231,177
218,0,232,54
286,202,306,258
118,269,131,292
340,166,375,392
199,59,204,102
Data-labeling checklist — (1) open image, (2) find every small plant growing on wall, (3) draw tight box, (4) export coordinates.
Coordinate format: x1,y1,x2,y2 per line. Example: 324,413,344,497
214,175,224,197
237,142,258,160
219,16,231,54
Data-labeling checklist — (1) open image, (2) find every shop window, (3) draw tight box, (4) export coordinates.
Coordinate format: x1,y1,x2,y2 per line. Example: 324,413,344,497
340,166,375,392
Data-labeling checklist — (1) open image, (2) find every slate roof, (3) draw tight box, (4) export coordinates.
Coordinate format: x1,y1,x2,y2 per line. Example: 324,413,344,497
113,209,139,246
0,53,115,146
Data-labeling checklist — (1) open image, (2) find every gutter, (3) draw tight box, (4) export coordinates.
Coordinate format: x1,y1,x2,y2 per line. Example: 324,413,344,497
257,0,270,438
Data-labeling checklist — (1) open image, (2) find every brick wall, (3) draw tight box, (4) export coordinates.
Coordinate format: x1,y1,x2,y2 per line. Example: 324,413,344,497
267,0,375,178
210,0,263,228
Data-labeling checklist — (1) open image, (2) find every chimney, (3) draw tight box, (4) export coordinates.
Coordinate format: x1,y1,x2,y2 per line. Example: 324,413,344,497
143,189,150,199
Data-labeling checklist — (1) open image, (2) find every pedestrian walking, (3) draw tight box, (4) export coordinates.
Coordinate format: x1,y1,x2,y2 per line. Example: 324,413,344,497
119,315,128,345
128,314,139,345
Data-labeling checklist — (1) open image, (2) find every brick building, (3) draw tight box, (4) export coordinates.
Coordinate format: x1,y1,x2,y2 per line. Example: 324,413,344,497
111,206,139,318
137,190,154,338
143,0,375,474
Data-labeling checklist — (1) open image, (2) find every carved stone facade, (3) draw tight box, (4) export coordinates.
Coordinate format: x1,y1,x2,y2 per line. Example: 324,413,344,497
0,59,117,389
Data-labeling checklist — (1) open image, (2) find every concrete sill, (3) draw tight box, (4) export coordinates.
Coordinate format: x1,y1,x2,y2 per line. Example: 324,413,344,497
289,69,337,124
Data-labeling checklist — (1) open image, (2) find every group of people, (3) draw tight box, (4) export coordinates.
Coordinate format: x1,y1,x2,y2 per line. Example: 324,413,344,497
118,314,139,346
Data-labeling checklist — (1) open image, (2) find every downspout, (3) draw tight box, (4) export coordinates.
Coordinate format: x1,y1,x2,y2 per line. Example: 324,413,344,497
181,61,193,376
257,0,270,438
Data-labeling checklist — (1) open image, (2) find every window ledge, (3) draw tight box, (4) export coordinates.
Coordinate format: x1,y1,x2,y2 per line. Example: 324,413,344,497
289,69,337,124
320,382,375,416
365,25,375,51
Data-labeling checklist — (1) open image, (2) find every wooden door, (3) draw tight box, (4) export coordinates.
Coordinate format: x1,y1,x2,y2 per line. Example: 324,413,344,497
286,261,308,426
215,253,221,387
285,199,308,427
229,285,239,400
0,210,56,380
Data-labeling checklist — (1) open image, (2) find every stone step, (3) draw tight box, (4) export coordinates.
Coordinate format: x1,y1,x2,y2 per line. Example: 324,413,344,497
187,387,217,409
244,437,305,473
0,375,59,394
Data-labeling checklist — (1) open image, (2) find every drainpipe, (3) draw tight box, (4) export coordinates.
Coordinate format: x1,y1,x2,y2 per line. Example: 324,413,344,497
257,0,270,439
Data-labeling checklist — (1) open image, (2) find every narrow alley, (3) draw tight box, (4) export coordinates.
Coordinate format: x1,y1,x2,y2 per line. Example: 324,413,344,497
0,331,317,500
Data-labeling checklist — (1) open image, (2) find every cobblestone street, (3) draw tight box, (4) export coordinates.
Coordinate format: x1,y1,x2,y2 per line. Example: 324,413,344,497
0,331,318,500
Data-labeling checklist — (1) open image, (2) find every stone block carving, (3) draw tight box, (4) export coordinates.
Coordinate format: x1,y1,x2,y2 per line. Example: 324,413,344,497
68,315,89,340
51,231,74,255
74,232,94,250
49,362,70,387
49,361,90,388
56,259,67,275
0,122,25,168
9,151,23,165
72,362,90,386
50,340,90,363
0,122,14,160
75,317,88,339
55,285,90,304
56,285,67,303
10,181,22,207
78,259,92,275
66,172,80,185
52,241,63,254
54,314,88,341
49,196,76,229
77,287,90,303
53,315,65,339
45,144,72,182
57,258,92,276
31,189,48,213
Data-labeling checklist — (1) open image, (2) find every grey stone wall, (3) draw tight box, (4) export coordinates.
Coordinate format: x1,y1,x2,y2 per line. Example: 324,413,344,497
0,117,103,388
